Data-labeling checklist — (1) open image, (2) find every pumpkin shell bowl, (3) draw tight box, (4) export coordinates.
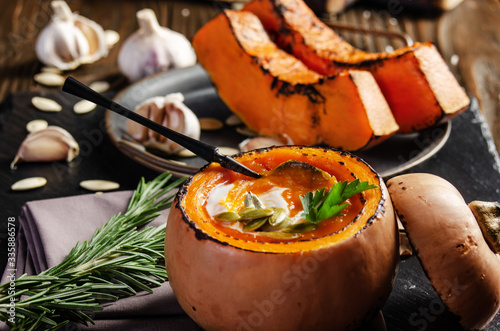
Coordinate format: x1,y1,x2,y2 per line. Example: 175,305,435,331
165,146,399,330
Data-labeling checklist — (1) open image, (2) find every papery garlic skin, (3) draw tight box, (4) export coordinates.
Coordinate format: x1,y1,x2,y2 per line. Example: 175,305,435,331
11,126,80,169
35,1,108,70
126,93,200,154
118,8,197,82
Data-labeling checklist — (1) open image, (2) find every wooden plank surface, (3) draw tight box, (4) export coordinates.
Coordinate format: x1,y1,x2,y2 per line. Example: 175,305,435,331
438,0,500,151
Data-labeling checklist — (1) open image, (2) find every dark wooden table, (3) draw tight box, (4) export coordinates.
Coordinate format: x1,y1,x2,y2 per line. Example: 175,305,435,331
0,0,499,330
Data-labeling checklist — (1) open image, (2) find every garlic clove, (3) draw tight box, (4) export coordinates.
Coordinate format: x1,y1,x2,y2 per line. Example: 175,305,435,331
126,92,200,154
11,126,80,169
118,8,197,82
104,30,120,49
35,1,109,70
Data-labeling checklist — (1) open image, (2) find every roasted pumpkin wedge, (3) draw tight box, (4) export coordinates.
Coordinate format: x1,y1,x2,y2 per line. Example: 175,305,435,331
192,10,398,151
165,146,399,331
244,0,470,133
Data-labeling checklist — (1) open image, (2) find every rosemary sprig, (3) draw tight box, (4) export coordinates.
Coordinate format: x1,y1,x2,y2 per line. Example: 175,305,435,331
0,171,186,330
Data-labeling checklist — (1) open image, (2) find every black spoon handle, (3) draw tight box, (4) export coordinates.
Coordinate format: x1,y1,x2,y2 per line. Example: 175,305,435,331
62,76,261,179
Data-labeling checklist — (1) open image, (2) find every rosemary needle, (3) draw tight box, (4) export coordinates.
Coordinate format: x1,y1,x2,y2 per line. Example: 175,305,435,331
0,171,186,330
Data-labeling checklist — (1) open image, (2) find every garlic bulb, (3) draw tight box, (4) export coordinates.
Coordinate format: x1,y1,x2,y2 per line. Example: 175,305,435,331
126,93,200,154
118,8,197,82
11,126,80,169
35,1,108,70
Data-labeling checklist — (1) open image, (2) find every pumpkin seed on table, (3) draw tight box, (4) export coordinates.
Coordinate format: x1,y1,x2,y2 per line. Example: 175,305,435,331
225,114,242,126
199,117,224,131
236,126,258,137
73,100,97,114
217,147,239,156
177,148,196,158
80,180,120,192
41,67,62,74
32,96,62,112
26,119,49,133
89,80,110,93
34,72,65,87
11,177,47,191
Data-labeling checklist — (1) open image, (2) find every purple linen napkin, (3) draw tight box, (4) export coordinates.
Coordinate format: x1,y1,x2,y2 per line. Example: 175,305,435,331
0,191,201,330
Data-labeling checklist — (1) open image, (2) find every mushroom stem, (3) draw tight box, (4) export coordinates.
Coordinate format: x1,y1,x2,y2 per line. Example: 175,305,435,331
469,201,500,254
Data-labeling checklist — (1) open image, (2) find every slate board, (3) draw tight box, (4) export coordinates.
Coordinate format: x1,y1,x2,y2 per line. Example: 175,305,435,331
0,92,499,330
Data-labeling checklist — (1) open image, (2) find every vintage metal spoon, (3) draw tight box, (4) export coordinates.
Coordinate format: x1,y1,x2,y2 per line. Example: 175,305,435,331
62,76,262,179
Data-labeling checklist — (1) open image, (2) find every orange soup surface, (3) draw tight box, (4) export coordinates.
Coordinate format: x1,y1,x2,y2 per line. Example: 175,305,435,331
189,150,369,243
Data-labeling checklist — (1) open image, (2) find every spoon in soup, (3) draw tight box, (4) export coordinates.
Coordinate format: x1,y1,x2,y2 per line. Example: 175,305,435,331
62,76,262,179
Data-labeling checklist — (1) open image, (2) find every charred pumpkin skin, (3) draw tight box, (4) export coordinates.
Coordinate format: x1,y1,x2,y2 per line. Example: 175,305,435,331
192,10,398,151
244,0,470,133
165,146,399,331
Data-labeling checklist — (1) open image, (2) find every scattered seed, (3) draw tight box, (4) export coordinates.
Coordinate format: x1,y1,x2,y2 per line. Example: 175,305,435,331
236,126,258,137
73,100,97,114
34,72,65,87
41,67,62,74
450,54,459,66
217,146,239,156
89,80,110,93
243,217,269,232
199,117,224,130
385,45,394,53
26,119,49,133
181,8,190,17
216,212,241,222
11,177,47,191
239,208,274,221
284,223,318,234
248,192,264,209
177,148,196,157
32,96,62,112
269,208,287,226
225,114,242,126
80,180,120,192
258,231,301,240
104,29,120,48
239,136,285,152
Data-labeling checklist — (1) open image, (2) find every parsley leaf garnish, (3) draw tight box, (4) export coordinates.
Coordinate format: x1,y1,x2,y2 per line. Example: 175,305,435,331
299,179,377,223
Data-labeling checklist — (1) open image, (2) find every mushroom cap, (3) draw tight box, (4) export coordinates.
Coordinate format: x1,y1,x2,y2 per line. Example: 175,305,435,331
387,173,500,330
